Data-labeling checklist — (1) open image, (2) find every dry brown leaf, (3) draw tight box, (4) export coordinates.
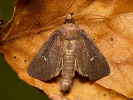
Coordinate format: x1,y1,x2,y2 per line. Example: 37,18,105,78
0,0,133,99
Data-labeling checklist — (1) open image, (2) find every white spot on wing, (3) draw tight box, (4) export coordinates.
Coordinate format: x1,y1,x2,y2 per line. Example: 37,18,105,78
42,56,47,61
90,56,97,61
90,56,94,61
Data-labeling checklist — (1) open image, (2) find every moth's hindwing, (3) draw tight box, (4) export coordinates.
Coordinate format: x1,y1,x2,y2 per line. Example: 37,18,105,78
76,29,110,80
27,29,63,81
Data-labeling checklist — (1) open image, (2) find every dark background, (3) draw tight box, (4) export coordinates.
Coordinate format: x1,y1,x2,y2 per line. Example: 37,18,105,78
0,0,49,100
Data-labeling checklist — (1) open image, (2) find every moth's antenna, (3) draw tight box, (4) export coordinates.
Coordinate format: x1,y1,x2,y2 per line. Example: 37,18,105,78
73,12,133,19
29,13,108,36
44,15,66,27
73,13,107,18
72,13,111,23
44,13,107,27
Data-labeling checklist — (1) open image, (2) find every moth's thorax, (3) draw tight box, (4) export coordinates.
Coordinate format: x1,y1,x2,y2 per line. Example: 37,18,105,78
61,23,78,40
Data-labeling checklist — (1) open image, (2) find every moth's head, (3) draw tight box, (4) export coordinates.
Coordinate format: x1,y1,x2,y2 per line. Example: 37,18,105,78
63,13,75,24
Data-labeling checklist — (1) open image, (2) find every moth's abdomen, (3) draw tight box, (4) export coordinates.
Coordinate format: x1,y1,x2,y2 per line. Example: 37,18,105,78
61,40,76,91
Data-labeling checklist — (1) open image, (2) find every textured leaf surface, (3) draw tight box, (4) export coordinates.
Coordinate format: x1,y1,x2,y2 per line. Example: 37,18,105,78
0,0,133,99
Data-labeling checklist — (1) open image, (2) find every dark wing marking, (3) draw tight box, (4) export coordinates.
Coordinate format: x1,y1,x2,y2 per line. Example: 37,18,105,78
27,29,63,81
76,29,110,80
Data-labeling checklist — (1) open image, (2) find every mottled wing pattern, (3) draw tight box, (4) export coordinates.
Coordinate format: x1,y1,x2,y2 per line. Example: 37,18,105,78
76,29,110,80
27,30,63,81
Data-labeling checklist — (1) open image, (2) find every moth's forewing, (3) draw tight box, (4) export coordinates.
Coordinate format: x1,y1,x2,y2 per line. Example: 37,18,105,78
27,30,63,81
76,29,110,80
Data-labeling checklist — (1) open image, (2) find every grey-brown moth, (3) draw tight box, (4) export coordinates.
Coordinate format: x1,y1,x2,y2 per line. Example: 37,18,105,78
27,14,110,91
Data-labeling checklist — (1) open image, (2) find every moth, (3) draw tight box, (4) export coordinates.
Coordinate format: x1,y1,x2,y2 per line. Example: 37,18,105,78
27,14,110,91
